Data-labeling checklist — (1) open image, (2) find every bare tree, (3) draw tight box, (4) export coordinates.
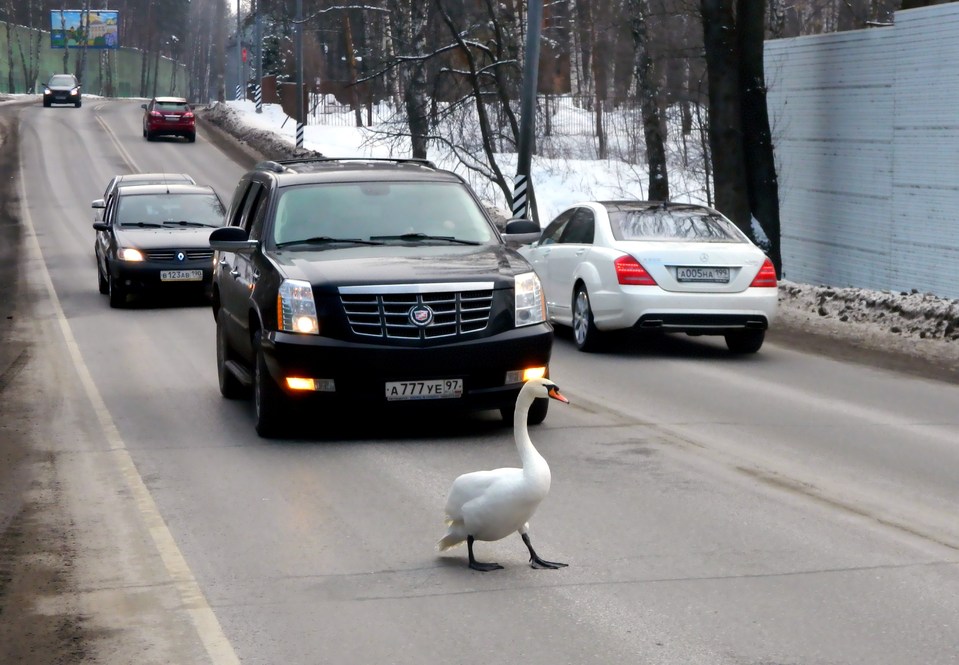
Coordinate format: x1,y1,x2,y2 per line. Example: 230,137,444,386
630,0,669,200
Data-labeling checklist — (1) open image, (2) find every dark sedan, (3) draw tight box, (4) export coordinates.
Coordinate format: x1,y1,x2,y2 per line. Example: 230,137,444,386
43,74,81,107
93,183,226,307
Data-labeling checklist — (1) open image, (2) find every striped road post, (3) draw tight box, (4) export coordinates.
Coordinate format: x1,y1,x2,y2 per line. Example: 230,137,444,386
254,84,262,113
235,83,243,101
512,174,529,219
296,122,305,149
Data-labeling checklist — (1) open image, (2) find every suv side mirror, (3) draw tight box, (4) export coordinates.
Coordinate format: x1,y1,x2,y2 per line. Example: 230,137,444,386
501,218,541,248
141,103,147,110
209,226,257,252
92,199,105,209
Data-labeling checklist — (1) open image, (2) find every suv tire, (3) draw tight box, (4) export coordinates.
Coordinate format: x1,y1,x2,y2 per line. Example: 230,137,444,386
253,331,287,437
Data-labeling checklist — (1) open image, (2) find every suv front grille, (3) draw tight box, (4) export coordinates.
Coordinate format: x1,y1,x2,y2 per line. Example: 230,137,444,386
144,249,215,262
340,284,494,339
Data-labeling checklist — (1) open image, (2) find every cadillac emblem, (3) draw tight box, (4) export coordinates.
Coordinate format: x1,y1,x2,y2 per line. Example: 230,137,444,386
409,304,434,327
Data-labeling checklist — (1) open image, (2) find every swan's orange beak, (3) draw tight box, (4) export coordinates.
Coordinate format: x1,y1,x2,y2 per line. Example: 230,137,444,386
547,386,569,403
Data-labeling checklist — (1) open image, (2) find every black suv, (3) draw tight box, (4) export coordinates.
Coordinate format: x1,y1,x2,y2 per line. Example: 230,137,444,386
209,158,553,437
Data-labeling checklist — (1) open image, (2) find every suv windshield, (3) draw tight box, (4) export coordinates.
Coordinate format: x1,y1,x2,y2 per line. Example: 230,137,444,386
272,181,494,246
117,193,225,228
49,75,76,87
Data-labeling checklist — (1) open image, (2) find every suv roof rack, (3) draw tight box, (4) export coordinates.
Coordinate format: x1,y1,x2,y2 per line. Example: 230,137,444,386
254,157,438,173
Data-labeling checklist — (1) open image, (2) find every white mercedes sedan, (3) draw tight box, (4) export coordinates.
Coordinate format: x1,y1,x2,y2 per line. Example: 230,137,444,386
518,201,778,353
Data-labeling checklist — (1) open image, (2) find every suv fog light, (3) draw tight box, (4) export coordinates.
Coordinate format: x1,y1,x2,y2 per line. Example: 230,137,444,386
286,377,335,392
505,367,547,385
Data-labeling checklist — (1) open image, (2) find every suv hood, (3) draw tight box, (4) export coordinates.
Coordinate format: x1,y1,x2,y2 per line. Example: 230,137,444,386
273,244,533,291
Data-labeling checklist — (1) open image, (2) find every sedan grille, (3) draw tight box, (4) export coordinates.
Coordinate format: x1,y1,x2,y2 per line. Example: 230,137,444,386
143,249,214,262
340,285,494,340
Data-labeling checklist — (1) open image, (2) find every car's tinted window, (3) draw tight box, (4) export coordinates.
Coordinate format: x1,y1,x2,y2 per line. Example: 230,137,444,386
538,209,574,246
116,193,225,227
610,208,748,243
271,181,494,245
49,75,76,86
155,101,190,112
559,208,594,244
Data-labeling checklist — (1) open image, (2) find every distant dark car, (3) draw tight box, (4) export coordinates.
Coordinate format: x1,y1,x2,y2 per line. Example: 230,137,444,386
93,183,226,307
142,96,196,142
43,74,81,107
92,172,196,220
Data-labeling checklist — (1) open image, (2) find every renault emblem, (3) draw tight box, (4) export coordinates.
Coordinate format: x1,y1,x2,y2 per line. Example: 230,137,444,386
176,251,186,262
409,304,434,327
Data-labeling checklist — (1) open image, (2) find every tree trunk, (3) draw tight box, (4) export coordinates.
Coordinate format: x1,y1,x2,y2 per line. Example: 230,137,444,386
405,0,430,159
4,6,14,93
631,0,669,201
700,0,751,235
737,0,782,275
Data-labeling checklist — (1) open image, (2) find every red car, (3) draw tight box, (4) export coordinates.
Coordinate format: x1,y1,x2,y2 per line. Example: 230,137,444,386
142,96,196,142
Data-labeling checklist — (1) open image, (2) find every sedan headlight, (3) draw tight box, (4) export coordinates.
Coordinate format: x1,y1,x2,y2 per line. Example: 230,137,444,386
117,248,144,261
277,279,319,334
514,271,546,327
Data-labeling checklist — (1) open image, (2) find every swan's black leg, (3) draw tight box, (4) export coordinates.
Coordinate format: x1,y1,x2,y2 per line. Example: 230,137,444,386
522,533,567,569
468,535,503,571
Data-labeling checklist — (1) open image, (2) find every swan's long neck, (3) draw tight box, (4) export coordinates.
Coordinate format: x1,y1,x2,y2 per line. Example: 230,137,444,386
514,390,549,482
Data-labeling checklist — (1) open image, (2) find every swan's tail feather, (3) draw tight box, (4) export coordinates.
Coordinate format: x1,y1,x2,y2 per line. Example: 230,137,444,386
437,533,464,551
437,517,465,551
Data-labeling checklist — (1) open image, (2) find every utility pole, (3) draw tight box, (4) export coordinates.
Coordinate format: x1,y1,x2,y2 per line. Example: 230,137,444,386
254,0,262,112
295,0,304,148
236,0,243,100
513,0,543,223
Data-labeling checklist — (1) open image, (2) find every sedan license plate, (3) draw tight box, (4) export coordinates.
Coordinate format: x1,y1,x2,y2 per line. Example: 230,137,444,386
386,379,463,401
677,266,730,283
164,115,180,121
160,269,203,282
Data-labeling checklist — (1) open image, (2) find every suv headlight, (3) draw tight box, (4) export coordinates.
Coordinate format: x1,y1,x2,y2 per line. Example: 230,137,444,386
117,248,144,261
278,279,319,334
514,271,546,327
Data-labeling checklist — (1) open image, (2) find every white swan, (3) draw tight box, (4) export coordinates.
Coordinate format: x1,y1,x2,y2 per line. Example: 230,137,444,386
437,377,570,571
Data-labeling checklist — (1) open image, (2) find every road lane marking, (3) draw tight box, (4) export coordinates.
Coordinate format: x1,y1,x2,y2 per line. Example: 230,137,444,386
18,151,241,665
94,110,140,171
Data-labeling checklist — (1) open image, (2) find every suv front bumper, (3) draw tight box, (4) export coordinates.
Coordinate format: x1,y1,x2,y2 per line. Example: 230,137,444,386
260,323,554,412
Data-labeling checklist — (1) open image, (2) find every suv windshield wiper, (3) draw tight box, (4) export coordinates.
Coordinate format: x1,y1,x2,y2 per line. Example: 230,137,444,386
276,236,385,248
370,233,480,245
118,221,163,228
162,220,217,227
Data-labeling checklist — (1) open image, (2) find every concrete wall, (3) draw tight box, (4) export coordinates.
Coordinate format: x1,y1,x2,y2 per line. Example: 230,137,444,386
765,4,959,299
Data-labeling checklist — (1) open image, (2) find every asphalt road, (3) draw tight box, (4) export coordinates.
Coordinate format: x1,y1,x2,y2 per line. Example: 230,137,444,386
2,98,958,665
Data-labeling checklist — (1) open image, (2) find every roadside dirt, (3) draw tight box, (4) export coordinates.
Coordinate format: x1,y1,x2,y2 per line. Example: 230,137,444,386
0,101,92,663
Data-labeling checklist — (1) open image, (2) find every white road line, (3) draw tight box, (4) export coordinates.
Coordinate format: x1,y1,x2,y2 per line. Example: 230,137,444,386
94,108,140,170
18,150,241,665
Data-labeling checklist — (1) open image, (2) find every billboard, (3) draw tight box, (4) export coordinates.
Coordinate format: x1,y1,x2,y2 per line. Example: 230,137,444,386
50,10,119,49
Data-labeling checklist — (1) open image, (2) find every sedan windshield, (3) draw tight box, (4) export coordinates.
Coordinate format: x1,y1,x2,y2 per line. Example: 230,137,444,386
271,181,494,247
116,193,225,228
610,208,748,243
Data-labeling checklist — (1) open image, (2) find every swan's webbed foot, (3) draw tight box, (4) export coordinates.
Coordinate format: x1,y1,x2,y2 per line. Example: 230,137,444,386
529,554,568,569
522,533,567,570
467,535,503,572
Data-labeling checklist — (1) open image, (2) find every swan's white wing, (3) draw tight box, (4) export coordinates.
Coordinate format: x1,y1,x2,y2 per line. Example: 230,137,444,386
444,468,518,519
